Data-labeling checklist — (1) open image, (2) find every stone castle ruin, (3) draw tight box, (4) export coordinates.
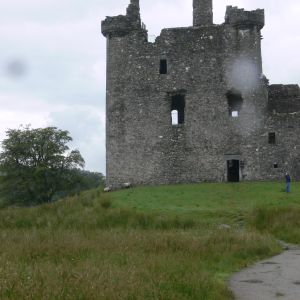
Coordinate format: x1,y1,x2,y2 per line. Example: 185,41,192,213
102,0,300,188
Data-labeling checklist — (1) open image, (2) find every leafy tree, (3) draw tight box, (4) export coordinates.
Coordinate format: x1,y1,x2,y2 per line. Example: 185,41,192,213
71,170,105,191
0,126,85,205
51,169,105,201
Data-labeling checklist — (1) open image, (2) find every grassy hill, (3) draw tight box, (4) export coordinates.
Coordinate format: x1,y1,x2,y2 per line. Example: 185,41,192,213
0,182,299,299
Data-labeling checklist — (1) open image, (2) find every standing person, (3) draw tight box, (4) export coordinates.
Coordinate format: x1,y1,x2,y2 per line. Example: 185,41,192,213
285,172,291,193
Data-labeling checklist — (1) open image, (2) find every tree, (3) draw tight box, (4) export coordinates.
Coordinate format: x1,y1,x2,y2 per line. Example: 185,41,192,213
70,170,105,191
0,126,85,205
50,169,105,201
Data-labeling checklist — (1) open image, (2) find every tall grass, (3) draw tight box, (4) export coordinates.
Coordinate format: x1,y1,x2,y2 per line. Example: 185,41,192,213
0,185,288,299
0,192,195,231
0,228,279,300
250,206,300,244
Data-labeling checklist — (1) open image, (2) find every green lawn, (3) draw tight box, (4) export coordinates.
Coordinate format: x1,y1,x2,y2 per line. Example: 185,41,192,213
0,182,299,299
113,182,299,224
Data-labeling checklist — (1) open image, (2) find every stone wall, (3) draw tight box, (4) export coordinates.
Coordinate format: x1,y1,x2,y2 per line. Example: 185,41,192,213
263,84,300,179
268,84,300,113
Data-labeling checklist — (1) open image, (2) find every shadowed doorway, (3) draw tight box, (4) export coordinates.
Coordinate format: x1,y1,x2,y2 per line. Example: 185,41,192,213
227,160,240,182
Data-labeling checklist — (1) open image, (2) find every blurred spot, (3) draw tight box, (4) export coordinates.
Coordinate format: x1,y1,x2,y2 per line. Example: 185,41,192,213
229,58,259,91
5,60,27,79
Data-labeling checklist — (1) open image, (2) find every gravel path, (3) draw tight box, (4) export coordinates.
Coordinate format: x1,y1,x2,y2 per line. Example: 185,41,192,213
229,243,300,300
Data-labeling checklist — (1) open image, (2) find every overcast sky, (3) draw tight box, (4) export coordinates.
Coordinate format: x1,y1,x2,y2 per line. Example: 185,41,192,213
0,0,299,173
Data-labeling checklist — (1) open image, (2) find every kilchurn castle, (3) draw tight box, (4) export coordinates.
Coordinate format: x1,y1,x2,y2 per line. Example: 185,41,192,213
102,0,300,189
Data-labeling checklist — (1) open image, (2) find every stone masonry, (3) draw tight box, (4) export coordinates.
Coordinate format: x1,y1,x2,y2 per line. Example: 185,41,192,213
102,0,300,189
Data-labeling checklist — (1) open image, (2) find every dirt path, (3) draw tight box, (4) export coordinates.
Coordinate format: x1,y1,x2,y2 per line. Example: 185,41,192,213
229,243,300,300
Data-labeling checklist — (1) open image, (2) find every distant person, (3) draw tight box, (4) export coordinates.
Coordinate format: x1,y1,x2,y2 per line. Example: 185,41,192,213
285,172,291,193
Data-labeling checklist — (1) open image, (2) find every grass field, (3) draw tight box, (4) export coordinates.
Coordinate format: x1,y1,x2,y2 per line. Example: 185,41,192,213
0,182,299,299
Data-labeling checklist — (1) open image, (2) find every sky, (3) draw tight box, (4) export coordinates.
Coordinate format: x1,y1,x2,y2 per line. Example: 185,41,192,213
0,0,299,174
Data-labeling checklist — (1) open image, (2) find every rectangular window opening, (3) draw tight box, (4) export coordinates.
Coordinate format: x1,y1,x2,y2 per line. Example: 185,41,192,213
160,59,167,74
268,132,276,144
171,94,185,125
274,163,278,169
227,90,243,118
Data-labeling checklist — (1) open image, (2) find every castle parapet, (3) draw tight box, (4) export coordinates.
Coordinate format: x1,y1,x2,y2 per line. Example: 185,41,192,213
225,6,264,30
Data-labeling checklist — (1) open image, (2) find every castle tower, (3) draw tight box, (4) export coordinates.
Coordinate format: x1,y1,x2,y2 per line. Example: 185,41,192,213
225,6,265,79
193,0,213,26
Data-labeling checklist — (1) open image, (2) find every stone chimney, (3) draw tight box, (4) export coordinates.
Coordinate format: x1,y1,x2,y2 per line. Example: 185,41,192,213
130,0,139,6
126,0,141,28
193,0,213,26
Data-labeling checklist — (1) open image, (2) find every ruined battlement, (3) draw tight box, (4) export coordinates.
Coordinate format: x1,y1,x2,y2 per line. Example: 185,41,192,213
102,0,142,38
102,16,133,37
268,85,300,113
269,84,300,98
225,6,264,29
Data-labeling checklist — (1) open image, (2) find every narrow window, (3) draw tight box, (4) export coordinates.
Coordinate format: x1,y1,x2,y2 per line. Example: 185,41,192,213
171,110,178,125
268,132,276,144
160,59,167,74
274,163,278,169
171,94,185,125
226,90,243,118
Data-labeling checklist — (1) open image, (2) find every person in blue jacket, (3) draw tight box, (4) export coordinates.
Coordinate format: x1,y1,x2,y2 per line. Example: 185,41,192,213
285,172,291,193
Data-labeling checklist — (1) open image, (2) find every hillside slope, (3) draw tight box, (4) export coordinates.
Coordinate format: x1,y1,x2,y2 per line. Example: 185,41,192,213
0,182,299,299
